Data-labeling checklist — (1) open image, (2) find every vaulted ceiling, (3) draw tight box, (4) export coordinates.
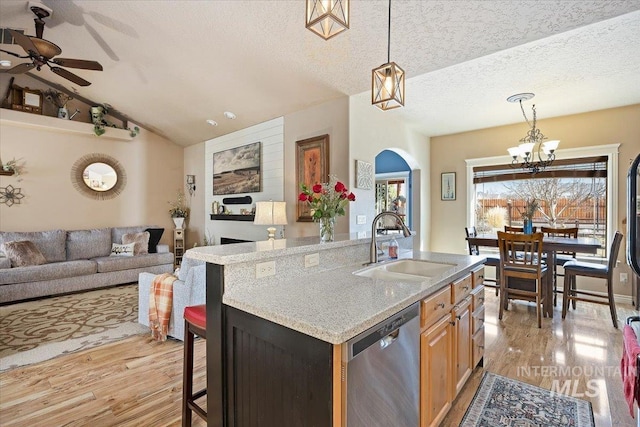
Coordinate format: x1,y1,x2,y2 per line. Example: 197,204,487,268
1,0,639,146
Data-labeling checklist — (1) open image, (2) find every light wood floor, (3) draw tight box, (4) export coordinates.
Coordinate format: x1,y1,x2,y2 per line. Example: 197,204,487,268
0,290,637,427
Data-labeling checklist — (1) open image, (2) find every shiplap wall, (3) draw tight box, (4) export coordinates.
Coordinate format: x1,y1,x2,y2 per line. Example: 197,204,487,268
204,117,284,244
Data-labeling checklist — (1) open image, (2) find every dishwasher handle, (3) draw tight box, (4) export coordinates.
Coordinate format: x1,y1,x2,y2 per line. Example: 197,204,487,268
379,329,400,350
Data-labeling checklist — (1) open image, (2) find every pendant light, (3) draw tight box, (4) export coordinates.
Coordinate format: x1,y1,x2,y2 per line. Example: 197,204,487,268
372,0,404,110
305,0,349,40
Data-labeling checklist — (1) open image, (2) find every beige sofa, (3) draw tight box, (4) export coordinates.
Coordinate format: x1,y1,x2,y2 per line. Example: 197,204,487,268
0,226,174,304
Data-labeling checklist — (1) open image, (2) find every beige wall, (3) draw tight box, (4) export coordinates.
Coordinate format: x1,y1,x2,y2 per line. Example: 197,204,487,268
349,93,430,250
284,97,350,238
430,104,640,297
0,111,184,249
184,142,205,247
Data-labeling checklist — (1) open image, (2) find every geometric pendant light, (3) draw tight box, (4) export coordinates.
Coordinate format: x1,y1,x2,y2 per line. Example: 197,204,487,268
372,0,405,110
305,0,350,40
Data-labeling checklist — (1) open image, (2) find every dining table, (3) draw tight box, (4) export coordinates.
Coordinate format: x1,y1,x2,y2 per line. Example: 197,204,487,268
466,233,602,318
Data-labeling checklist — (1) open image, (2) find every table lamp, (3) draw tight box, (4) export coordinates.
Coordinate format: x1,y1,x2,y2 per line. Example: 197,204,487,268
254,201,287,240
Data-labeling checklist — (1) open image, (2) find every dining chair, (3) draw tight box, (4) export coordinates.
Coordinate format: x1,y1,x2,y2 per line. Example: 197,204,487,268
541,226,579,306
562,231,623,328
504,225,538,233
497,231,548,328
465,226,499,295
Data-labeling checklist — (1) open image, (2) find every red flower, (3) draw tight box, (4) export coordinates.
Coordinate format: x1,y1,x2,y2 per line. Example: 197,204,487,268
347,192,356,201
312,184,323,193
334,181,346,193
339,192,347,199
298,193,308,201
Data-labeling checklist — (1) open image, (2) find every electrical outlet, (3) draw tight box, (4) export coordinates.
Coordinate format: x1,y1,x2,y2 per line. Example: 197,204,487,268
356,215,367,225
620,272,628,283
256,261,275,278
305,253,319,268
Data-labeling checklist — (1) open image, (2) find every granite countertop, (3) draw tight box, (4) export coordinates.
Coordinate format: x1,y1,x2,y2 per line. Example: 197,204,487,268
222,251,485,344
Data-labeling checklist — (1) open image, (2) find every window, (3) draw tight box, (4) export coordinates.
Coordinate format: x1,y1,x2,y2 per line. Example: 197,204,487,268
466,144,619,259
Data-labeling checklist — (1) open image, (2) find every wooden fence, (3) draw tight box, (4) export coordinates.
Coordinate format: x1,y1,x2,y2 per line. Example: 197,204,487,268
477,197,606,225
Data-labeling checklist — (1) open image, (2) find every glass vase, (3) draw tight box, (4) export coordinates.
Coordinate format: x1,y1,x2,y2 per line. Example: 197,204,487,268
523,219,533,234
319,217,336,242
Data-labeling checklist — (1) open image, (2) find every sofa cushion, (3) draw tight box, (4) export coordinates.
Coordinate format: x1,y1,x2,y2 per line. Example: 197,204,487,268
122,231,150,255
0,260,97,285
95,252,174,273
0,230,66,263
112,226,153,246
145,228,164,253
0,256,11,269
110,242,135,257
66,228,112,261
3,241,47,267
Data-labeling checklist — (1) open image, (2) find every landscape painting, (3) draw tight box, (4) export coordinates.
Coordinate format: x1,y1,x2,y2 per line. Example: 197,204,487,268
212,142,261,195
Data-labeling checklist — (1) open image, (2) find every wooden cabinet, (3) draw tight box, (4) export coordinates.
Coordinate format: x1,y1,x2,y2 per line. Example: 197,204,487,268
174,228,185,269
420,315,453,427
420,270,484,426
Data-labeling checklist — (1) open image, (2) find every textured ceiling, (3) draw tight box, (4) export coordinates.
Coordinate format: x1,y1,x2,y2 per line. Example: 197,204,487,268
1,0,639,146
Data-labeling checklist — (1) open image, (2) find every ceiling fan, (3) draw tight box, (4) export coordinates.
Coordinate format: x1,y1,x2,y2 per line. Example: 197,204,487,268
0,5,103,86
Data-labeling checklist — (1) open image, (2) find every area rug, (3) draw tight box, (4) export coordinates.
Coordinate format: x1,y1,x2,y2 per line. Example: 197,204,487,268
0,284,148,372
460,372,595,427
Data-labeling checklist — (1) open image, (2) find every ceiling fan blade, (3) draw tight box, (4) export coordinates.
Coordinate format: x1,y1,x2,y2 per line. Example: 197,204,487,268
50,66,91,86
7,63,35,74
0,48,29,59
52,58,103,71
8,29,40,56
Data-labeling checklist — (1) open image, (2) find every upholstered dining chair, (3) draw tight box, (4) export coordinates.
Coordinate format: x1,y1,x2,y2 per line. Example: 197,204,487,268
497,231,548,328
541,226,579,306
562,231,623,328
465,226,500,295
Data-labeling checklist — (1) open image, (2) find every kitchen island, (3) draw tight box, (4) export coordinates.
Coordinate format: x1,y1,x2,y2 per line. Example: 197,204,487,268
186,233,485,427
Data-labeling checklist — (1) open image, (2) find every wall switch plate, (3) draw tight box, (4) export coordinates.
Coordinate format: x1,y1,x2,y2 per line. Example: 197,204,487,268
256,261,275,278
356,215,366,225
305,253,320,268
620,272,628,283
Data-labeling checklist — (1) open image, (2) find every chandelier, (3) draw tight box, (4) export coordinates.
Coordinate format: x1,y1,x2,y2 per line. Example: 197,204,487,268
372,0,404,110
506,93,559,174
305,0,349,40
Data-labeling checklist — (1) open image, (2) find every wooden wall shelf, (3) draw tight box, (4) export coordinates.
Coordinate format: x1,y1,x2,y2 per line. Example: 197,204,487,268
0,108,133,141
210,214,255,222
0,170,15,176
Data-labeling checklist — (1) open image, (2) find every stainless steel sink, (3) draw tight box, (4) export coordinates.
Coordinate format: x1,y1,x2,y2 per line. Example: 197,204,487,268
354,259,456,282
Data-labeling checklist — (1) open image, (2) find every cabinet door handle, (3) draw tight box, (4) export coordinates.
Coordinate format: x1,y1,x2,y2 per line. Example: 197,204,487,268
479,345,485,349
478,274,484,280
456,315,462,320
435,302,445,310
449,321,456,326
479,297,485,304
463,286,469,291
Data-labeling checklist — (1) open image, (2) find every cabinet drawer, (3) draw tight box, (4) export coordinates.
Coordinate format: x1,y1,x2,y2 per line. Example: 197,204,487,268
472,305,485,334
471,285,485,311
471,267,485,288
451,274,472,305
421,286,453,330
472,327,485,367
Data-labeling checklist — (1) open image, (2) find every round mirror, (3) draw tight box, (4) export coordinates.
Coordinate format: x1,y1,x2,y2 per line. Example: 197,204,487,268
82,162,117,191
71,153,127,200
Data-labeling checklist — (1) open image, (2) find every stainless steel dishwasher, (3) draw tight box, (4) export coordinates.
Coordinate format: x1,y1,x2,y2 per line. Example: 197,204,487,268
344,302,420,427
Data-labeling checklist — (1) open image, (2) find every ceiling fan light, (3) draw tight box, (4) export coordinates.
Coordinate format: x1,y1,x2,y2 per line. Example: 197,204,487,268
518,142,535,156
305,0,349,40
543,139,560,153
372,62,405,111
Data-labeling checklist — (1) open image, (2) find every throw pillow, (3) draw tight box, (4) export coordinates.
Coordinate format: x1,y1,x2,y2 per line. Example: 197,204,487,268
3,240,47,267
145,228,164,253
110,242,135,257
122,231,150,255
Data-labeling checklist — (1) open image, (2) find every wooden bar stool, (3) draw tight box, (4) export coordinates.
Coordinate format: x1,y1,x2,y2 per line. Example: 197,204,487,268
182,305,207,426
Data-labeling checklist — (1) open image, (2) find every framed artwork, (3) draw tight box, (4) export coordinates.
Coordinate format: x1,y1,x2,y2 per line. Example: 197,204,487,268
355,160,373,190
212,141,261,195
441,172,456,201
296,134,330,222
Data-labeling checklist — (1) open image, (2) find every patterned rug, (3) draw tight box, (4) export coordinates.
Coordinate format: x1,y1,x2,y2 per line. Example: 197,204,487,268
461,372,595,427
0,284,148,372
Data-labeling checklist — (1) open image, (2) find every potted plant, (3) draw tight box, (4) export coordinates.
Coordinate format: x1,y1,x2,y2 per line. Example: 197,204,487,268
1,157,25,181
298,176,355,242
44,89,73,119
521,198,539,234
168,190,190,229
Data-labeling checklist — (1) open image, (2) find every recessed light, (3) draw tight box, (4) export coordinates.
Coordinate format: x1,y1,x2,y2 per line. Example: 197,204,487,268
206,119,218,126
224,111,236,120
0,60,12,67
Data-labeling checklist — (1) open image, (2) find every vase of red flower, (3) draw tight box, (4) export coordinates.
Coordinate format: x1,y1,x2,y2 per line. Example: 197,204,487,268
298,176,356,242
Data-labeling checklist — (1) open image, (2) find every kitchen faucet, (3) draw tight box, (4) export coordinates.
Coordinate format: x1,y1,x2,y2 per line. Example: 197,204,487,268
369,212,412,264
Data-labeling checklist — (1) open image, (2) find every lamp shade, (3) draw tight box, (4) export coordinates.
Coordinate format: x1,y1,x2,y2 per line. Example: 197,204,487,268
372,61,405,110
305,0,349,40
254,201,288,226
